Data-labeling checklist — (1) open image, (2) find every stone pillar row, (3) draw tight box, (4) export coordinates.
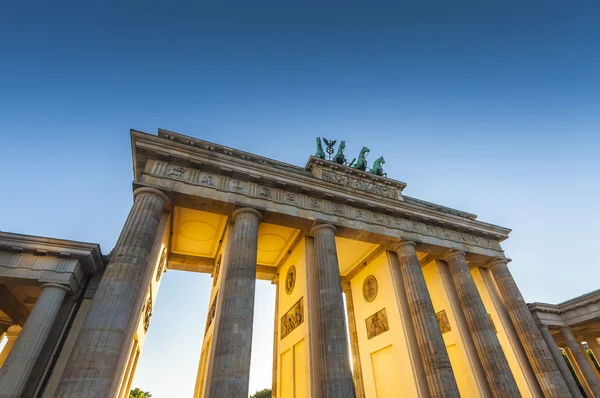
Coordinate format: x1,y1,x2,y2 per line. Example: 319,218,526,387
311,224,356,397
0,283,71,397
488,259,572,397
561,326,600,397
209,208,261,398
392,241,461,397
538,325,583,398
55,187,170,398
444,251,520,398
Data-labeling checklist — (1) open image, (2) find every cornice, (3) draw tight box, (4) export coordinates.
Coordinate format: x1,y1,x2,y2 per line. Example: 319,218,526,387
131,129,511,241
0,232,105,275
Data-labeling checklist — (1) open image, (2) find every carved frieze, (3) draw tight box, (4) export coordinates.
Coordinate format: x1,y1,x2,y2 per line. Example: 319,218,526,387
436,310,451,334
320,170,399,200
205,292,218,335
212,254,221,287
152,160,504,253
281,297,304,339
365,308,389,339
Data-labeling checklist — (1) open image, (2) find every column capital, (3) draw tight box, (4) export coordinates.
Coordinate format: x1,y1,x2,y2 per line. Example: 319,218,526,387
133,187,171,209
391,240,416,252
41,283,72,294
232,207,262,222
442,250,466,262
487,257,510,268
308,223,337,236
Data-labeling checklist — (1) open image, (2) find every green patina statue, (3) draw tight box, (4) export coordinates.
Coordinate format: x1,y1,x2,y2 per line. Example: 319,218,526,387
370,156,387,177
351,146,370,171
315,137,325,159
332,140,347,165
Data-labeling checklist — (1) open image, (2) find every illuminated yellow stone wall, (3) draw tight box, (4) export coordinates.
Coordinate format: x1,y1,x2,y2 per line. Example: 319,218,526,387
422,260,482,397
350,252,421,398
471,267,536,397
276,239,311,398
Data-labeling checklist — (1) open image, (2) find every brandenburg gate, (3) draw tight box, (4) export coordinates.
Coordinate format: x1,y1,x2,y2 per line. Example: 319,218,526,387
0,128,583,397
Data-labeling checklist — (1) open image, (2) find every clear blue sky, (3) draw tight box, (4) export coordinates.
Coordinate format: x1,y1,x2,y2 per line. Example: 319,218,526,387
1,2,599,397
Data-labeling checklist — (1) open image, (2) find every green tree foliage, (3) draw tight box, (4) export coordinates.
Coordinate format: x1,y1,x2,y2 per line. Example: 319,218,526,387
129,388,151,398
249,388,272,398
587,348,600,372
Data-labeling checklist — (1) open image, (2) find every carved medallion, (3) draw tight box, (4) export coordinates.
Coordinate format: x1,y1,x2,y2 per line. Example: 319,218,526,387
143,289,153,333
365,308,389,339
363,275,378,302
436,310,451,334
285,265,296,295
281,297,304,339
205,292,218,335
213,254,222,287
155,247,167,282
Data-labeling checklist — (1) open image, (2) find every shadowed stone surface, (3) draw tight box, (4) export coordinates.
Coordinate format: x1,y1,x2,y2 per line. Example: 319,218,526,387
209,208,261,398
560,326,600,397
55,187,169,398
489,259,571,398
0,284,69,397
310,224,355,398
444,251,520,398
539,326,583,398
392,241,460,398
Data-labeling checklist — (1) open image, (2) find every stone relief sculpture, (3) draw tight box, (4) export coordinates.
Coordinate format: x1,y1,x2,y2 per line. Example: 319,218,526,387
205,292,218,335
315,137,325,159
285,265,296,294
363,275,378,302
436,309,451,334
366,308,389,339
370,156,387,177
143,289,153,333
281,297,304,339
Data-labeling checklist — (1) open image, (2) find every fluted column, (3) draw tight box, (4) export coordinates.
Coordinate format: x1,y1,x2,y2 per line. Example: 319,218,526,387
561,326,600,396
444,251,520,397
56,187,169,397
489,259,571,397
209,208,261,398
539,326,583,397
0,326,20,368
342,282,366,398
310,224,355,397
392,241,460,397
0,283,70,397
272,275,279,398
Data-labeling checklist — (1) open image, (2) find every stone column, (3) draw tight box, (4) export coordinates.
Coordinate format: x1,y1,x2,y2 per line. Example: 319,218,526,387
392,241,460,397
0,326,20,368
309,224,355,397
561,326,600,396
0,320,11,339
342,282,366,398
488,258,571,397
209,208,261,398
444,251,520,397
539,326,583,398
56,187,169,397
0,283,70,397
272,275,279,398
